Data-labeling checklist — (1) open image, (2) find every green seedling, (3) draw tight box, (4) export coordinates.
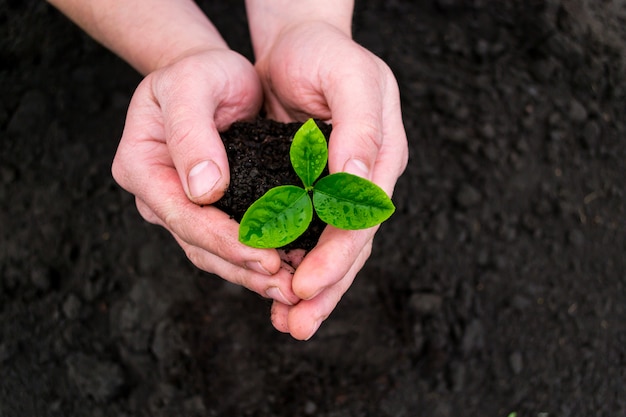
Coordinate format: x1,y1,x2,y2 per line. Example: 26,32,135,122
239,118,395,248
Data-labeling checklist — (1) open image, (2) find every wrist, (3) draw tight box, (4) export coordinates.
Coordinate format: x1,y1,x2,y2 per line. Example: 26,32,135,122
48,0,230,74
245,0,354,60
96,0,230,74
150,43,230,74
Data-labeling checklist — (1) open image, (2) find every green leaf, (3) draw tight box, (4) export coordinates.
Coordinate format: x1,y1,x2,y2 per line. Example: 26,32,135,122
313,173,395,230
290,118,328,189
239,185,313,248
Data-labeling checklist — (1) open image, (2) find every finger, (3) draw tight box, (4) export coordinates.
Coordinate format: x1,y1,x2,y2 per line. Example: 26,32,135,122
175,236,301,305
321,48,386,180
290,227,374,301
135,196,161,226
282,246,371,340
157,183,282,275
136,195,298,304
153,52,262,204
270,301,290,333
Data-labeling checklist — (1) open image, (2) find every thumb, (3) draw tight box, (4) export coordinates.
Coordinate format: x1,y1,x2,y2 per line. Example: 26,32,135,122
154,52,262,205
322,57,385,182
323,53,405,196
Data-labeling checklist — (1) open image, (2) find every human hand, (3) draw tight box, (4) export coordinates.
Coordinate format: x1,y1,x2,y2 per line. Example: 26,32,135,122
253,22,409,339
111,49,302,306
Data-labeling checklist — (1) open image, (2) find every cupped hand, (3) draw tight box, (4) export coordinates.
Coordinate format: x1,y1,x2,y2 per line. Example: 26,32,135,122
111,49,301,306
255,22,409,339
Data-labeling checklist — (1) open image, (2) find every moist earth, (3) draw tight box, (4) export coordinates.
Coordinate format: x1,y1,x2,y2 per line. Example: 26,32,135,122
1,1,625,416
216,119,331,251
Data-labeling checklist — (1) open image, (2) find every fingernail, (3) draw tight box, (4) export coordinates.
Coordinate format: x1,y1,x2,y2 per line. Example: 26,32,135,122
266,287,294,306
246,261,272,276
304,287,324,301
343,158,370,179
188,160,221,198
305,319,322,341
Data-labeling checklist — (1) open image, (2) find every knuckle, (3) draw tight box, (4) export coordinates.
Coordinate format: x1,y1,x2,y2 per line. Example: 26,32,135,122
164,209,245,267
353,120,384,155
209,230,238,262
395,142,410,176
166,116,196,149
110,157,124,186
162,208,187,238
135,198,159,225
110,151,129,189
183,245,202,268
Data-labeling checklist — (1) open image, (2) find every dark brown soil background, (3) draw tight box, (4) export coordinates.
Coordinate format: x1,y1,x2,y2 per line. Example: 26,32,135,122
1,1,625,416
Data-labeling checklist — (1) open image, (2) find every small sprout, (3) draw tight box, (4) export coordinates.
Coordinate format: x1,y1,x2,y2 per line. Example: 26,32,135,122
239,118,395,248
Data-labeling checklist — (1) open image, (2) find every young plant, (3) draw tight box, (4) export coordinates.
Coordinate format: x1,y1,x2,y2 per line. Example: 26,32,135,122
238,118,395,248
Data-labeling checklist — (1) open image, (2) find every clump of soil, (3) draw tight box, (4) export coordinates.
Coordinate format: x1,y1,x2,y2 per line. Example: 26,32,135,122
215,118,332,251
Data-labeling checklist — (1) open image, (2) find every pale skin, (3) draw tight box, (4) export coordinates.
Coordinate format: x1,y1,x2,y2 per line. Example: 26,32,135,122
48,0,408,340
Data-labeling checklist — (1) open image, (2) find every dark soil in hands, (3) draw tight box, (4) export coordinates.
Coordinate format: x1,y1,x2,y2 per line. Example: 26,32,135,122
1,1,625,416
216,119,331,251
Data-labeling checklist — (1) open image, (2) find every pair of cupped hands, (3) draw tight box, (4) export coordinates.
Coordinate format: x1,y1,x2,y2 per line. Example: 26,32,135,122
112,22,408,340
